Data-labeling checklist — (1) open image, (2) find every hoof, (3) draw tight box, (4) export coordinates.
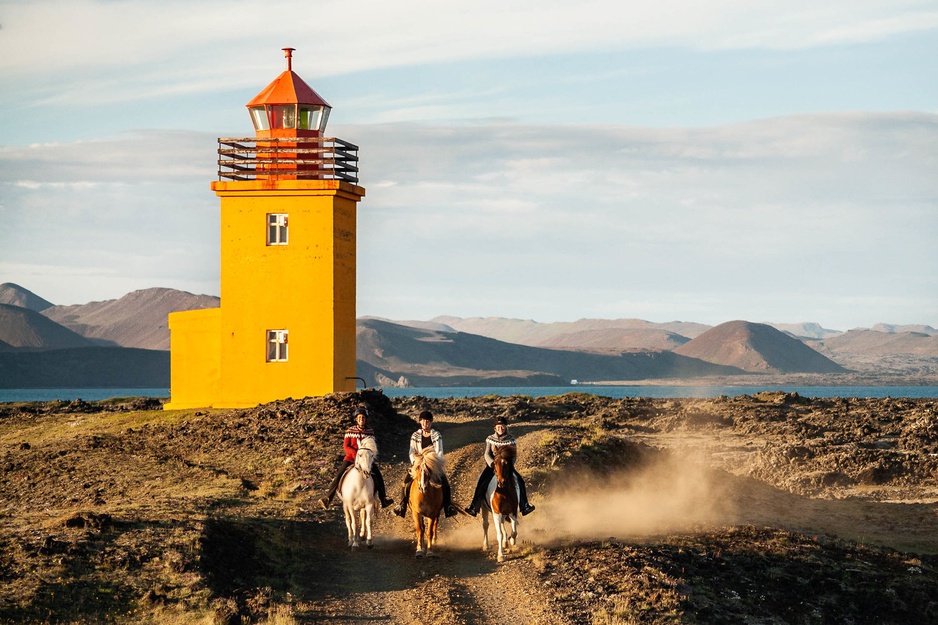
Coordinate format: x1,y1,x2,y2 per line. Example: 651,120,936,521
415,550,424,558
366,542,374,549
427,551,439,558
509,537,516,546
497,554,505,563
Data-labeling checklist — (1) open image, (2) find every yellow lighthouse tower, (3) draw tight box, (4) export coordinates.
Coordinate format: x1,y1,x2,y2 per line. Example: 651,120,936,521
166,49,364,409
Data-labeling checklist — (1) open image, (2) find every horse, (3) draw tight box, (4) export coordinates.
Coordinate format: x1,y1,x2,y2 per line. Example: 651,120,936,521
408,447,446,558
337,436,378,549
481,445,519,562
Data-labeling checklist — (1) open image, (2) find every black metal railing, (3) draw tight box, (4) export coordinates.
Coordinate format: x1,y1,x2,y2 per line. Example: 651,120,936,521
217,137,359,183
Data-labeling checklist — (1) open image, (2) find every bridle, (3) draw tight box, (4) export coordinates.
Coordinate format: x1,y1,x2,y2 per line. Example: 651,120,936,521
355,448,374,479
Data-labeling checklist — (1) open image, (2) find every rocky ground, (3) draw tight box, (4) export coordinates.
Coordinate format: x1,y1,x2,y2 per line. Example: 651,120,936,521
1,390,937,624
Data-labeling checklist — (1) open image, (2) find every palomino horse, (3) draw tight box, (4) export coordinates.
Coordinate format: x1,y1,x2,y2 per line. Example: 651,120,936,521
408,448,445,558
481,445,519,562
338,436,378,549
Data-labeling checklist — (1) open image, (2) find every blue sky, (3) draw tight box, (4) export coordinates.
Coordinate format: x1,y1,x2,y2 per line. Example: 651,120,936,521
1,0,936,330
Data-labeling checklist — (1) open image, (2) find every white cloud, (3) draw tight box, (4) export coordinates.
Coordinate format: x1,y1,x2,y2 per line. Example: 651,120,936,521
1,107,934,328
3,0,936,109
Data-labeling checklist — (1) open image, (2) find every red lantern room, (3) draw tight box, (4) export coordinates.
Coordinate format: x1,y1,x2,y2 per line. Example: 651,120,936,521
246,48,331,138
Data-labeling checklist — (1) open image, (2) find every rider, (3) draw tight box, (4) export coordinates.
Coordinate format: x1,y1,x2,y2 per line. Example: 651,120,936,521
464,416,535,517
393,410,458,518
319,407,393,510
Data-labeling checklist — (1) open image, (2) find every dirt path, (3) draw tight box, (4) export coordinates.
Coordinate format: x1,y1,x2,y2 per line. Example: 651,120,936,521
295,417,566,625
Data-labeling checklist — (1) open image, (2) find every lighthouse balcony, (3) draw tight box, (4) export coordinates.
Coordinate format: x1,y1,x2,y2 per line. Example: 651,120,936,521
217,136,359,183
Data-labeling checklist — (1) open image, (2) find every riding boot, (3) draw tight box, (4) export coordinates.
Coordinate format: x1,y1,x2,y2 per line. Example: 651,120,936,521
393,482,411,517
465,466,494,516
442,475,457,517
514,469,535,515
319,459,352,509
372,463,394,508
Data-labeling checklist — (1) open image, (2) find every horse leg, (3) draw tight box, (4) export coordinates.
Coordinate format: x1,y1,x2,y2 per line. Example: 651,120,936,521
344,504,359,548
508,513,518,547
362,504,374,549
493,512,506,562
481,506,490,552
426,515,439,558
413,513,425,557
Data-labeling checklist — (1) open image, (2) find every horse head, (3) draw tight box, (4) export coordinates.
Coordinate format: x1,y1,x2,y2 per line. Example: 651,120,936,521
493,445,517,488
411,448,445,491
355,437,377,477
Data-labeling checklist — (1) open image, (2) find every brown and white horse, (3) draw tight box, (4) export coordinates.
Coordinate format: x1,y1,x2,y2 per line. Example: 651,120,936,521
409,447,446,558
338,436,378,549
481,445,519,562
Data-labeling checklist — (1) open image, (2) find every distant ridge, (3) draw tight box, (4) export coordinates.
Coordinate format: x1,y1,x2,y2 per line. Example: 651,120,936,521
817,329,938,356
0,283,54,313
43,288,220,350
0,303,97,351
871,323,938,336
2,283,935,388
357,318,744,386
431,316,711,348
674,320,847,374
0,347,169,388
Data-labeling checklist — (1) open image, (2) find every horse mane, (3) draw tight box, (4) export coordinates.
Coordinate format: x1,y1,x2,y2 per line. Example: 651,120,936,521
410,448,446,484
358,436,378,455
495,444,516,461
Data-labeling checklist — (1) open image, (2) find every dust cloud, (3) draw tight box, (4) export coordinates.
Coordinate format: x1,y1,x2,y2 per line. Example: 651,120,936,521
443,455,737,549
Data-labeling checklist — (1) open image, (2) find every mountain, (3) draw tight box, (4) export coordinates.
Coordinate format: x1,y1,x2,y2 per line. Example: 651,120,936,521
673,321,847,374
357,318,744,386
42,288,220,350
0,347,170,388
870,323,938,336
2,284,934,388
815,329,938,357
0,283,54,312
0,304,97,351
430,316,711,348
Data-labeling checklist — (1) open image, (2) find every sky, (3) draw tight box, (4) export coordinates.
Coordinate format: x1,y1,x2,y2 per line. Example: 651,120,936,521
0,0,936,331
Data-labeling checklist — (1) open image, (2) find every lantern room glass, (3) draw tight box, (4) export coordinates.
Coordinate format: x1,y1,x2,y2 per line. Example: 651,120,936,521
249,106,269,131
299,105,330,132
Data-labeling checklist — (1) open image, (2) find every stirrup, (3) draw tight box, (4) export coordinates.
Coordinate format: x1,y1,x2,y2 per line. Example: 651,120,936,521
393,506,406,517
444,505,457,518
521,503,535,516
464,506,478,517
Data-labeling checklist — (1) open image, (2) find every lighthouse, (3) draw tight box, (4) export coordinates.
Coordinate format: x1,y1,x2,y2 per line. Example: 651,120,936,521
165,49,365,409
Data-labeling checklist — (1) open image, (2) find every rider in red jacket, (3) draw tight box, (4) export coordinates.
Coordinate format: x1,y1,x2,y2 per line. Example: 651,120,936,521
319,407,394,509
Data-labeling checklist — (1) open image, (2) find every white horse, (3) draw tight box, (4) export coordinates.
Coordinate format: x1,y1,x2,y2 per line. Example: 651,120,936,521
338,436,378,549
481,446,519,562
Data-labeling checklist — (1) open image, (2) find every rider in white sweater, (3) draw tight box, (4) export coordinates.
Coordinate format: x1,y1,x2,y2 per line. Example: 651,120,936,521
393,410,458,518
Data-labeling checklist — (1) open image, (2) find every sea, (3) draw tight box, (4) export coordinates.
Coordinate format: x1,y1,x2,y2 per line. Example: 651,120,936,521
2,385,938,403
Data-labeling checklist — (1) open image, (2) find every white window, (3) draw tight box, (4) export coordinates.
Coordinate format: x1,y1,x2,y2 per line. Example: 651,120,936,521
267,330,289,362
267,213,288,245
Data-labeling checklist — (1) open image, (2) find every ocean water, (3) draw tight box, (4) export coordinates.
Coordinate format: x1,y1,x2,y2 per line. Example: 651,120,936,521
2,385,937,404
0,388,170,403
381,385,938,399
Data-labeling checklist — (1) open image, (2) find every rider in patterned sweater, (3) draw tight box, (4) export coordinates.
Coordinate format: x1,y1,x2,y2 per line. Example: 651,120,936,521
393,410,458,518
319,407,393,509
464,416,535,517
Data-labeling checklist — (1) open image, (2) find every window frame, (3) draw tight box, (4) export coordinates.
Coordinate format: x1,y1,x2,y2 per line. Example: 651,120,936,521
267,213,289,246
266,329,289,362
